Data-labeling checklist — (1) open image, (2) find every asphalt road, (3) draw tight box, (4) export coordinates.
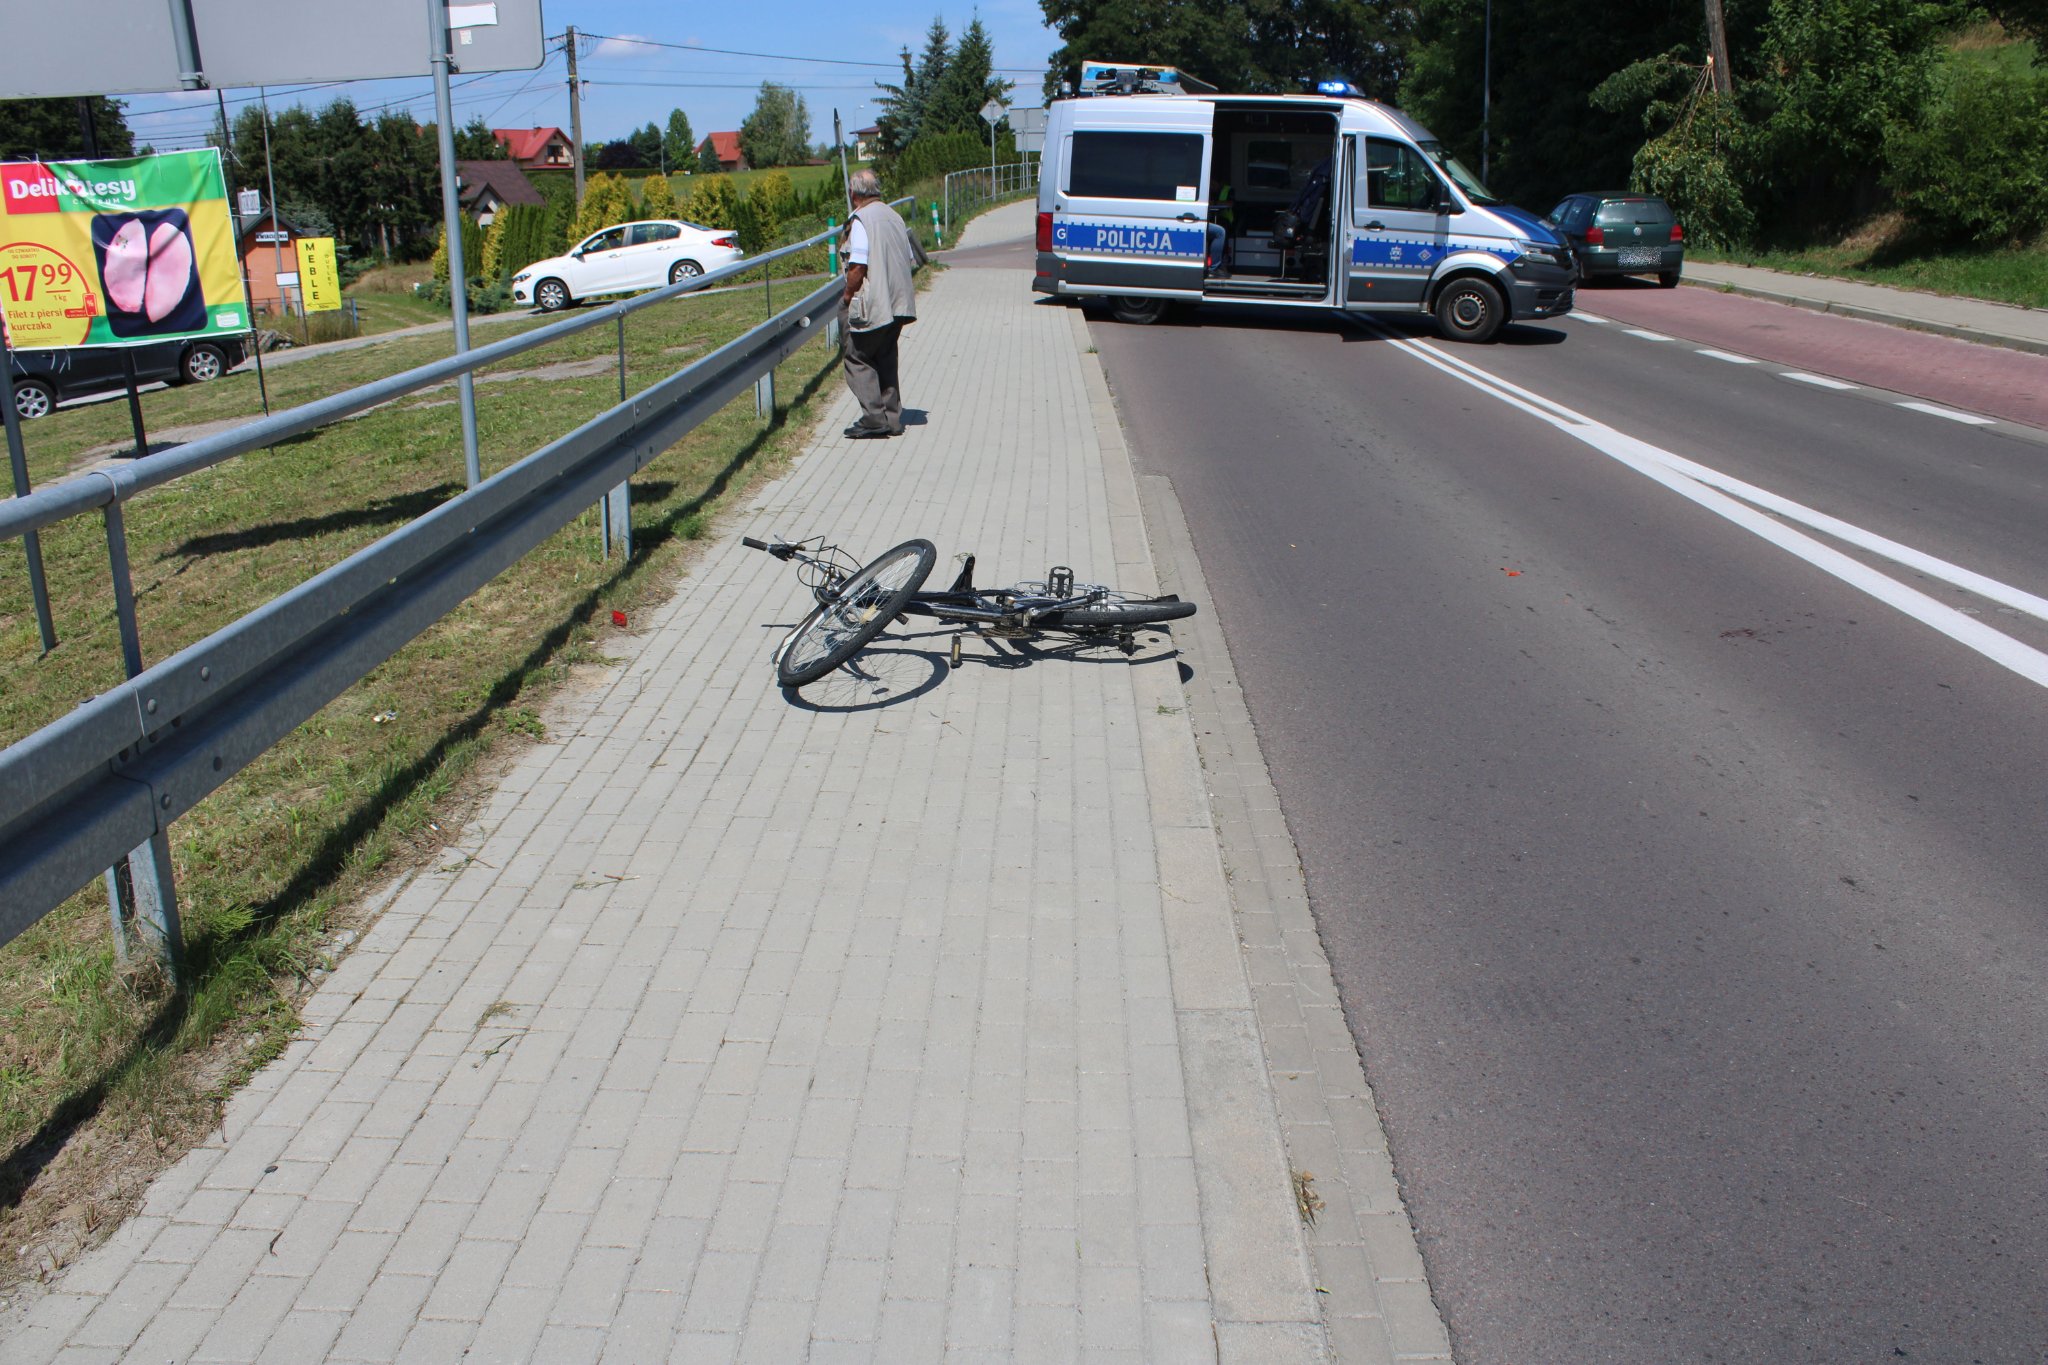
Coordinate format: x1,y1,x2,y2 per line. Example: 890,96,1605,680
1088,292,2048,1362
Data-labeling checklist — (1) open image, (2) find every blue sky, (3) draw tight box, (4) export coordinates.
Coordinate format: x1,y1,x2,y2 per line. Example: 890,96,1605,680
119,1,1061,160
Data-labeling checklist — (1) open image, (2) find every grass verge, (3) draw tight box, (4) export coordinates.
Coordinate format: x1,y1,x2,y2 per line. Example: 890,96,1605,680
0,275,841,1288
1692,232,2048,312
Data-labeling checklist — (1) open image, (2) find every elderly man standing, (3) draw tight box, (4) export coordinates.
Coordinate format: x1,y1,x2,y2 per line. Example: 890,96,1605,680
840,169,920,439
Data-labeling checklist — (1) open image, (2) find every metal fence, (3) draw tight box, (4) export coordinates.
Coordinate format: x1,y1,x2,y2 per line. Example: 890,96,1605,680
942,161,1041,239
0,207,891,976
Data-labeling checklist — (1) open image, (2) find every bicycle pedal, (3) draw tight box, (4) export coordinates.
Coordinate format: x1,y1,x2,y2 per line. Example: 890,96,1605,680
1047,566,1074,597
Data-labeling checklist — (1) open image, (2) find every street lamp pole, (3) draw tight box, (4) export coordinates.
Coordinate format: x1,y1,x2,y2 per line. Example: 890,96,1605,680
1482,0,1492,183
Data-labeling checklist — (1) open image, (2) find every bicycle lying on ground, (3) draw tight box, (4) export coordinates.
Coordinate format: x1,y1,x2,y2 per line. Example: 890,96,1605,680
744,535,1198,688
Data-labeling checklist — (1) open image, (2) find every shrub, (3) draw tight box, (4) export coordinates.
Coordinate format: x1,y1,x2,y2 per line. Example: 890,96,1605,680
492,203,555,280
1884,57,2048,245
568,172,633,245
1630,96,1758,250
885,129,1016,196
684,175,741,230
640,173,678,219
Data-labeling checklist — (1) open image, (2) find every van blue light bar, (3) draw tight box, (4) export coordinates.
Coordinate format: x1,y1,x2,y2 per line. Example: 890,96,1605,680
1077,61,1218,96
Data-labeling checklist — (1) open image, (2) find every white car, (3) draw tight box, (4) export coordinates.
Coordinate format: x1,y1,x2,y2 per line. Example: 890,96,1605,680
511,219,743,312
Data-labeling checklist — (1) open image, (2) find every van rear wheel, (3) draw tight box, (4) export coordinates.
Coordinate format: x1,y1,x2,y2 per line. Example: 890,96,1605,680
1109,296,1172,325
1434,277,1506,344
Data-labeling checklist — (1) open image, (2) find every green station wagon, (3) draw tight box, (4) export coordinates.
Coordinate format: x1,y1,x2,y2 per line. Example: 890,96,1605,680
1546,192,1684,287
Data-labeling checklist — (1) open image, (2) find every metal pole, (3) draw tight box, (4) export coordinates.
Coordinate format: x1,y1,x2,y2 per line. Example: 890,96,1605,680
1482,0,1492,183
601,313,630,561
430,0,483,489
102,498,183,974
834,108,853,218
219,89,271,416
0,331,58,652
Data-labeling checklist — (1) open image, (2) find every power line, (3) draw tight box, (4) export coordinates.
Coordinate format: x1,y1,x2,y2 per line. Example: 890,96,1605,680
575,30,1042,76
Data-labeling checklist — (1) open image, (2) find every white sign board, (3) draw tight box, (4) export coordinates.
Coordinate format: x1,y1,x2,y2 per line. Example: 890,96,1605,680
237,190,263,218
1011,107,1048,154
1,0,544,98
980,100,1008,127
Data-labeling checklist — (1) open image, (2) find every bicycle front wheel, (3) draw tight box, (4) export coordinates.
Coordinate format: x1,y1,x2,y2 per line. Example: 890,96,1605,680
775,538,937,687
1041,593,1198,630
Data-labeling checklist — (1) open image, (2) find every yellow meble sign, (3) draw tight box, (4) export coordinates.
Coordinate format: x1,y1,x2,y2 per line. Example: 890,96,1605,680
295,237,341,313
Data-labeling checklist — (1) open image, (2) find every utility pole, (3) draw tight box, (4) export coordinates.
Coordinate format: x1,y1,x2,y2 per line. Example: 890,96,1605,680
565,26,586,202
1703,0,1734,95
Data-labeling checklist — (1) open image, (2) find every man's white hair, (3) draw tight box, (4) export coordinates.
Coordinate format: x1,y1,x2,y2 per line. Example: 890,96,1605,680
849,168,882,199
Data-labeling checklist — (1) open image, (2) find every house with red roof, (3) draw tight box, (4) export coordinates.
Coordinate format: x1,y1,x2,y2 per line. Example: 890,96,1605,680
697,131,749,173
492,127,575,171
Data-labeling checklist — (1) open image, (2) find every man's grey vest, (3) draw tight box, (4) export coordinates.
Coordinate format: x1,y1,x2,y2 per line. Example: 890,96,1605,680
849,200,919,332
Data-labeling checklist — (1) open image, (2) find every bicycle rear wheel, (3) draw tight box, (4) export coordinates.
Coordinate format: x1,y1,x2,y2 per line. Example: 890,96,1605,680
1041,593,1197,630
775,538,936,687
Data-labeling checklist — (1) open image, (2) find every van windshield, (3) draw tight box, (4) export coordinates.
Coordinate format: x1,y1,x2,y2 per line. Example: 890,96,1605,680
1418,142,1501,206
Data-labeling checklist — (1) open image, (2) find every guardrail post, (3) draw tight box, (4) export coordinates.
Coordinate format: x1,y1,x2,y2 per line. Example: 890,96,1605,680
755,371,775,422
1,344,59,652
101,499,185,975
825,219,841,348
601,481,631,560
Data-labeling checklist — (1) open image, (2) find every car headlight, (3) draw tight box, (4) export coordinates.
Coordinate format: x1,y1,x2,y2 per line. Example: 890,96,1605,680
1515,240,1571,269
512,270,533,285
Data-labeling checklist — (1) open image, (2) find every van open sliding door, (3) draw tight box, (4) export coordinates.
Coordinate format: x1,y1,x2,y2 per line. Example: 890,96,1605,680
1050,100,1213,298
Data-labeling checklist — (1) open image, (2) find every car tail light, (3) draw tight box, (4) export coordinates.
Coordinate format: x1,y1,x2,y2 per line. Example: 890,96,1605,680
1585,225,1605,246
1037,212,1053,252
1670,221,1685,243
712,235,737,248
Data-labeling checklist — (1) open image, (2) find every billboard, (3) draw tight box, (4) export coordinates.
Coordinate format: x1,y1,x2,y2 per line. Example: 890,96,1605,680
0,1,543,99
0,150,244,350
295,238,342,313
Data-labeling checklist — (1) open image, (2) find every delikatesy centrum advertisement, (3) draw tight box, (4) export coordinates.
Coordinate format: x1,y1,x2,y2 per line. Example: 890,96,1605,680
0,149,244,351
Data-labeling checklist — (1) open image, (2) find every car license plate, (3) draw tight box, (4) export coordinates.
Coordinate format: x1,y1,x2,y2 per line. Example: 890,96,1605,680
1619,250,1660,268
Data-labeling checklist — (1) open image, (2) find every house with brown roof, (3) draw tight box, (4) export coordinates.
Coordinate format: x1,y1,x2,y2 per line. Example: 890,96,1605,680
457,160,545,226
697,131,748,173
851,126,880,160
492,127,574,171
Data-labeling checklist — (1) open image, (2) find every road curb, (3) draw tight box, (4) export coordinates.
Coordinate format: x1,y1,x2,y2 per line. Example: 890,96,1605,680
1070,304,1454,1363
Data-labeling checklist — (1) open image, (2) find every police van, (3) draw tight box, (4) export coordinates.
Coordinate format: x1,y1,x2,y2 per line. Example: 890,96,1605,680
1033,63,1576,343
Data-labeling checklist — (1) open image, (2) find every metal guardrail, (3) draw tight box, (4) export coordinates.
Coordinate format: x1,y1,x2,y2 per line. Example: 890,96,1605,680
942,161,1040,238
0,205,901,972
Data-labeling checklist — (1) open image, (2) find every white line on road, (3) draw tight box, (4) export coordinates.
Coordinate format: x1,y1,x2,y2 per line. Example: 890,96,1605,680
1574,313,1614,324
1342,317,2048,690
1696,348,1759,364
1624,328,1674,341
1783,371,1857,389
1897,401,1995,426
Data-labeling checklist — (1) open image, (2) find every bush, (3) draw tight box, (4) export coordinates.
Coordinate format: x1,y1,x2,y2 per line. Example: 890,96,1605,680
492,203,556,280
1630,96,1758,250
1884,58,2048,245
640,172,678,218
684,175,741,230
568,172,633,245
885,129,1016,197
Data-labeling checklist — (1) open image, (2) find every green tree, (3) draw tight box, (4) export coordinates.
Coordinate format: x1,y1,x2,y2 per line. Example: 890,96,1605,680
876,18,952,153
640,172,679,218
455,116,506,159
1884,52,2048,243
628,122,664,168
1039,0,1257,98
740,83,813,168
663,109,696,168
696,138,724,174
0,97,134,160
925,17,1013,135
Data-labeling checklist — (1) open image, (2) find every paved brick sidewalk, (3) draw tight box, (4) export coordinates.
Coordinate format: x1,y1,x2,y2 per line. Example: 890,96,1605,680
2,204,1446,1363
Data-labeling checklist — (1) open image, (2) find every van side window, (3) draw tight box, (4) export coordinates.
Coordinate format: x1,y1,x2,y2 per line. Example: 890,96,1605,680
1068,132,1205,201
1359,138,1440,215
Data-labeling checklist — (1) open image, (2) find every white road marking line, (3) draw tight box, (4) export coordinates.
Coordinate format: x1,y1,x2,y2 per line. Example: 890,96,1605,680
1625,328,1674,341
1783,371,1857,389
1342,316,2048,689
1897,401,1995,426
1574,313,1614,325
1696,348,1758,364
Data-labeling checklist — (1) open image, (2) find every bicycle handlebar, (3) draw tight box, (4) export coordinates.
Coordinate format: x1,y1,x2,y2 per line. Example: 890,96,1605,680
743,536,799,561
742,537,769,551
